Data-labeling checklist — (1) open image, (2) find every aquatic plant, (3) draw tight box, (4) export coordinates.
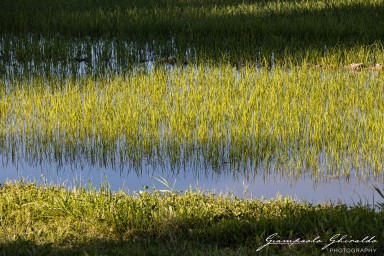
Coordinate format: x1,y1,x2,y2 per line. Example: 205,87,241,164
1,35,384,82
0,0,384,58
0,0,383,190
1,64,383,179
372,184,384,210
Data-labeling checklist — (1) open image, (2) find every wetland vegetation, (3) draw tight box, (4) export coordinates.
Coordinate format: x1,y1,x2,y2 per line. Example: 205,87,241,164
1,63,384,178
1,0,384,255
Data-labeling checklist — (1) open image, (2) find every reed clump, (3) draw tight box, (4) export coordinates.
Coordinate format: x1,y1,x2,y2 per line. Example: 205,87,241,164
0,0,383,55
0,0,384,182
1,35,384,81
1,64,383,178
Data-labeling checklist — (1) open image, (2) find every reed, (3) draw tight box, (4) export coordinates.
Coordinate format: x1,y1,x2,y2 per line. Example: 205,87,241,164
1,64,383,179
0,0,383,187
1,35,384,82
0,0,383,58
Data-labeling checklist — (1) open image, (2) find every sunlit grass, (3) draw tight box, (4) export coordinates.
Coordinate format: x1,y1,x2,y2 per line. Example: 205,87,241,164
1,64,383,178
0,0,383,185
0,180,382,255
0,1,383,253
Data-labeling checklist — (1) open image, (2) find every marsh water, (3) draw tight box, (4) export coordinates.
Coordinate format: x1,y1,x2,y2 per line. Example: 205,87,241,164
1,159,380,206
1,36,383,206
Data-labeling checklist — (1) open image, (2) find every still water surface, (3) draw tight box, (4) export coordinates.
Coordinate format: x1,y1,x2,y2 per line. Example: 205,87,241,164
0,161,379,206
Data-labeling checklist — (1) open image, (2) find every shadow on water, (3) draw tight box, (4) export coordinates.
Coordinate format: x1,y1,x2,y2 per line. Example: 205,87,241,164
0,0,383,57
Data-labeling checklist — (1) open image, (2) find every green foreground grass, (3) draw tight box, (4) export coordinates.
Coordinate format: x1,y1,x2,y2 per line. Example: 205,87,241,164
0,181,383,255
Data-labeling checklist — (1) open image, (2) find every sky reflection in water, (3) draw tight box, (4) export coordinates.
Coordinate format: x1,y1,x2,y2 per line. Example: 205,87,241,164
0,161,379,206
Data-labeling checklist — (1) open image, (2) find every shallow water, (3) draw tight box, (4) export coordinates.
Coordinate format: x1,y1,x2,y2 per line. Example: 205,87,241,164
0,160,380,206
1,35,383,207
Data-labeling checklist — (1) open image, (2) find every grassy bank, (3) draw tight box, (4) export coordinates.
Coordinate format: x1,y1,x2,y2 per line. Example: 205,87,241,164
0,181,383,255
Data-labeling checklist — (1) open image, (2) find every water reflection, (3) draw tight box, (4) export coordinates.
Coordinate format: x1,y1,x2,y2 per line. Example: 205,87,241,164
0,35,200,83
0,160,379,206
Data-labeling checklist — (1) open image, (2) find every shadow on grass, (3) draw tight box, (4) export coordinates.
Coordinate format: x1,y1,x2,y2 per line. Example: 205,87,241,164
0,0,383,53
1,205,383,256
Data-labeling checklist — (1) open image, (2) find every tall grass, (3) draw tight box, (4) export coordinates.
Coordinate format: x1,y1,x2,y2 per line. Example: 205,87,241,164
0,0,383,55
1,64,383,178
1,35,383,82
1,0,383,184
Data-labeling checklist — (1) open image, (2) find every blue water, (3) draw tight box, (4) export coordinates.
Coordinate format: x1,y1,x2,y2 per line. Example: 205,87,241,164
0,161,380,206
